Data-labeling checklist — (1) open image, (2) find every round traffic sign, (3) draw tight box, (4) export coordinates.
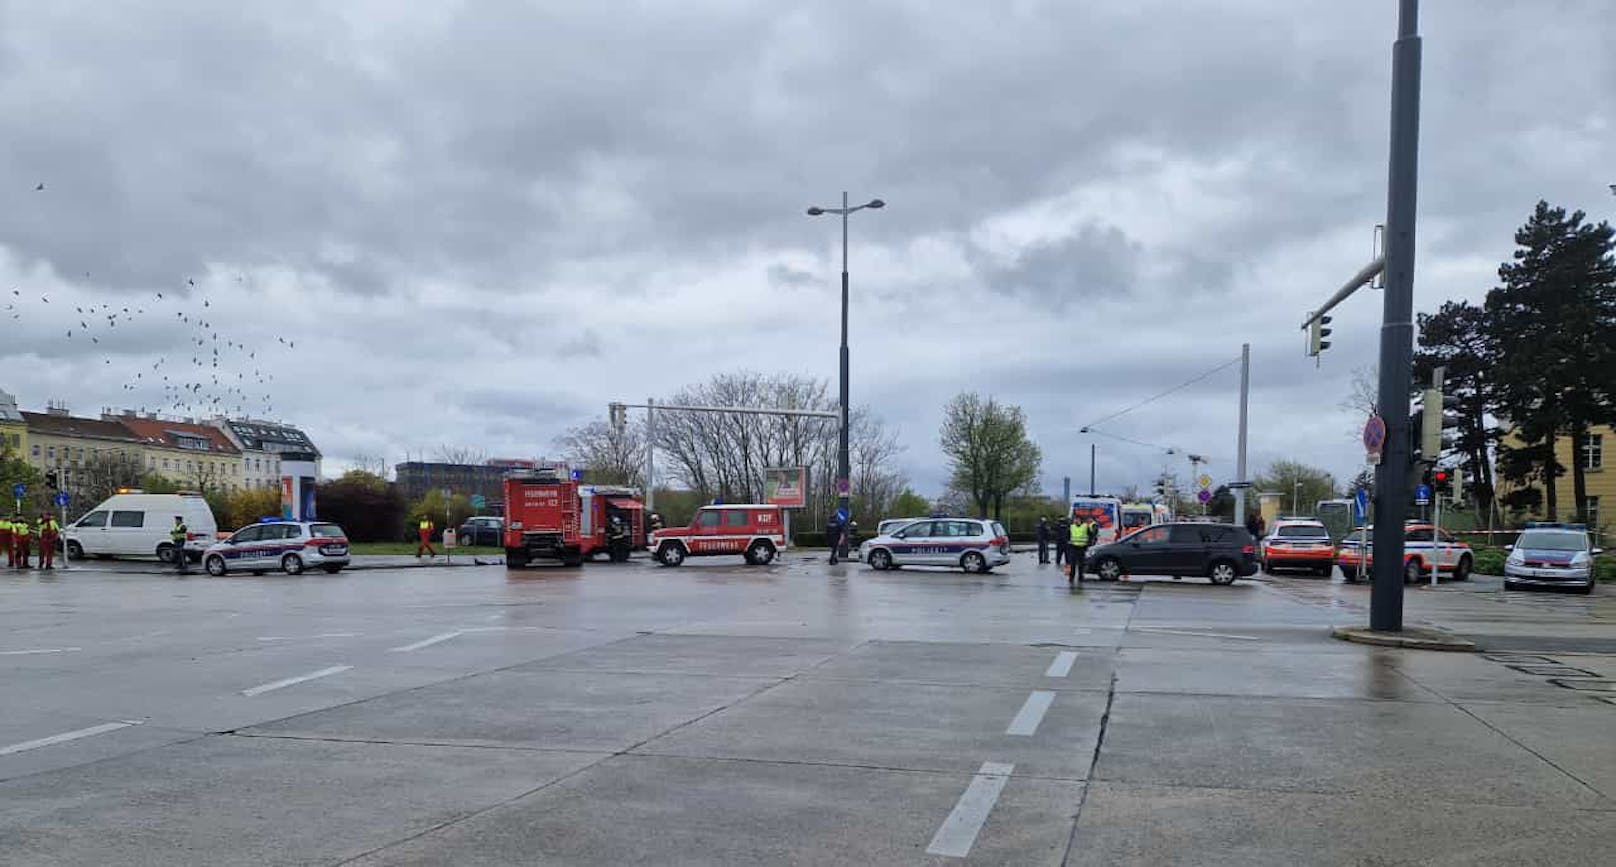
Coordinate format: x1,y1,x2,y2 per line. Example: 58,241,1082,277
1197,489,1212,503
1363,414,1386,450
53,491,70,507
10,483,24,498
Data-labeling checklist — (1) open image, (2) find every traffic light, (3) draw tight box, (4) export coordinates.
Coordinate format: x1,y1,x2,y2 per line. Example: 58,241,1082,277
45,470,58,490
1452,468,1464,503
1306,314,1333,357
608,402,626,432
1432,468,1449,493
1419,387,1459,459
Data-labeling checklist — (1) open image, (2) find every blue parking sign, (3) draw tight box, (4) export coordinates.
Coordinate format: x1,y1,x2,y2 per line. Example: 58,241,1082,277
11,483,24,498
54,491,71,508
1414,484,1431,505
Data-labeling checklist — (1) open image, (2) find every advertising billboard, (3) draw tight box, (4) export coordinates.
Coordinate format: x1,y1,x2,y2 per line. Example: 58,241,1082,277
763,467,808,508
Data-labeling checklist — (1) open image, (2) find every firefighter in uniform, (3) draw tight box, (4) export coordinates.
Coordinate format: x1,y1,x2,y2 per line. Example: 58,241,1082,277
12,512,31,569
416,517,437,558
37,512,60,570
606,515,629,563
1,514,12,568
171,516,190,574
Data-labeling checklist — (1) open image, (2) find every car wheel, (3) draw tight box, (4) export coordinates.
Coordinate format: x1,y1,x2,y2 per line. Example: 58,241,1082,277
1209,560,1238,585
746,541,776,566
1576,580,1594,595
1261,558,1271,574
961,551,988,573
322,564,343,574
1096,557,1124,581
156,543,177,563
1452,556,1472,581
658,543,685,567
1503,580,1521,592
66,541,84,560
867,549,892,571
1403,559,1424,584
1317,565,1334,578
204,555,227,577
281,553,304,575
1339,566,1357,582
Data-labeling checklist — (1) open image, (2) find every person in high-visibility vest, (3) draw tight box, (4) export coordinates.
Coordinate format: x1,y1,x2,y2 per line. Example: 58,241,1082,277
36,512,60,570
170,516,191,574
0,515,13,568
1067,517,1094,584
12,512,32,569
416,517,437,558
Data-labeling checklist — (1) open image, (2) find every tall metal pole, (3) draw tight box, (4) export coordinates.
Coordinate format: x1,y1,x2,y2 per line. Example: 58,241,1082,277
1088,444,1096,496
1370,0,1423,631
836,191,852,558
645,397,656,514
1234,343,1250,524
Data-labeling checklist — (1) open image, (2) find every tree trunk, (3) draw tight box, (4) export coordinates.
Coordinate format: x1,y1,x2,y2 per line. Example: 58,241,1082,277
1570,426,1589,524
1542,434,1559,521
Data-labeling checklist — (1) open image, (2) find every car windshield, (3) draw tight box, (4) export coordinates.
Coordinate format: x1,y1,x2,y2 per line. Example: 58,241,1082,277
1276,525,1328,538
1517,532,1587,552
310,523,346,538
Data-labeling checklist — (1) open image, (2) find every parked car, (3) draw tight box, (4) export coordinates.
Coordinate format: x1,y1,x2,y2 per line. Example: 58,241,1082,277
62,491,218,563
1336,523,1473,583
456,516,504,547
854,517,926,562
860,518,1011,573
650,504,786,566
1261,518,1336,576
203,520,351,576
1084,522,1259,585
1505,523,1601,594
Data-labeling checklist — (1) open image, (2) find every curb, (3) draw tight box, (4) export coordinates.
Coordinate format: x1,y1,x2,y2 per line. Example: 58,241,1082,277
1331,624,1476,652
344,559,495,571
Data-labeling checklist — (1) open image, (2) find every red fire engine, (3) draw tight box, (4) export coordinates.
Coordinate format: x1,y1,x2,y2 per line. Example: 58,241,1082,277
503,468,645,568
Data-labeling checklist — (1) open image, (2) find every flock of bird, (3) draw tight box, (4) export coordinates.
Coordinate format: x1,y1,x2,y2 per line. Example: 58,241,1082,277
6,181,296,419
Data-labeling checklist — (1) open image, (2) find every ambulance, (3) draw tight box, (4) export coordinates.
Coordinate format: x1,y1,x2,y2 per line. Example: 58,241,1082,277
1070,495,1125,544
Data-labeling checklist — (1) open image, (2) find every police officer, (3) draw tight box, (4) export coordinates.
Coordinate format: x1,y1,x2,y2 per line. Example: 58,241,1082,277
170,515,190,574
826,512,845,565
0,513,12,568
1035,517,1051,564
37,511,60,570
1067,516,1094,584
1054,518,1069,567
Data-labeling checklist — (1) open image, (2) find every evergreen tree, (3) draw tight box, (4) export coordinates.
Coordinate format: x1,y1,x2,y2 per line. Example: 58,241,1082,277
1414,300,1499,517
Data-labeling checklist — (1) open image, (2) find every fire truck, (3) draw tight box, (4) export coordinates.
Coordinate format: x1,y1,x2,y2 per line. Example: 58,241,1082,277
502,467,645,568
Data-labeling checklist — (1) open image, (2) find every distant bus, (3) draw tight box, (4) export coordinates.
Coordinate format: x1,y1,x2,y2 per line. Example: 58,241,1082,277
1071,496,1124,544
1316,499,1356,543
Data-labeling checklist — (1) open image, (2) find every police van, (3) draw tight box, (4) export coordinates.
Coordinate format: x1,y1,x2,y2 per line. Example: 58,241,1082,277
62,490,218,563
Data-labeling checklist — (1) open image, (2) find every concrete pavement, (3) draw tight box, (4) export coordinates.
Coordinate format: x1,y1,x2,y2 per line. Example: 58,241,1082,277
1,554,1612,864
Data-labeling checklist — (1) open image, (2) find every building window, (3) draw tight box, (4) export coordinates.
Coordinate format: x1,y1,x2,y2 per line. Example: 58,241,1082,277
47,446,54,459
1588,496,1600,530
31,444,39,457
163,458,170,469
1581,434,1603,471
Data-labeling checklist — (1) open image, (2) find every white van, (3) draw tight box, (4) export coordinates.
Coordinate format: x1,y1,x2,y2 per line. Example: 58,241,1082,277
63,492,219,563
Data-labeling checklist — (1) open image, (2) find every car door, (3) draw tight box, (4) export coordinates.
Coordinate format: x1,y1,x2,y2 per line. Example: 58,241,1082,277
1166,525,1214,575
72,510,110,554
1405,527,1434,570
892,521,935,566
1120,526,1173,574
226,525,266,569
692,509,723,555
107,509,148,556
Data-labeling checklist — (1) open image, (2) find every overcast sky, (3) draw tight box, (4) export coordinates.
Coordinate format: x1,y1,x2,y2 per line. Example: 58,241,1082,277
1,0,1612,500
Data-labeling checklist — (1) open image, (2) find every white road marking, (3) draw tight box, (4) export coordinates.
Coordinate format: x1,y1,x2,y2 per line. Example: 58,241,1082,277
241,665,353,696
0,720,142,756
0,647,82,656
256,633,360,642
390,631,464,652
1005,690,1057,736
926,761,1015,857
1134,627,1260,641
1045,651,1078,678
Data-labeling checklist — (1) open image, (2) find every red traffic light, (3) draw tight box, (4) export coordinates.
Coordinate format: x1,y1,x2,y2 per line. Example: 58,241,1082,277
1433,470,1449,483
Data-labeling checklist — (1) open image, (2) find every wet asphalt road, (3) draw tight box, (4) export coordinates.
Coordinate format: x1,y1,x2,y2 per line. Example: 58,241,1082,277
1,553,1613,864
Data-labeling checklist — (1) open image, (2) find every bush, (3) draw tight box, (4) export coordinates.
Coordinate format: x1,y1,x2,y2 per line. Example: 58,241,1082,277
1472,548,1506,576
320,477,408,543
1598,556,1616,583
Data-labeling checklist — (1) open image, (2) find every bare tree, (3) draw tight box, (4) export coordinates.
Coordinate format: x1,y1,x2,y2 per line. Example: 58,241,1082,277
348,453,391,479
555,419,646,488
77,450,146,505
433,445,488,465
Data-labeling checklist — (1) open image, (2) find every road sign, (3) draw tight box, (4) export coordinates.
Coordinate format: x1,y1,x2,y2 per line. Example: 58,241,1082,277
1363,414,1386,465
53,491,70,508
1414,483,1431,506
470,494,486,510
1353,488,1368,524
1197,489,1212,503
834,507,849,524
10,483,24,498
835,477,850,496
1227,481,1253,490
1197,474,1212,489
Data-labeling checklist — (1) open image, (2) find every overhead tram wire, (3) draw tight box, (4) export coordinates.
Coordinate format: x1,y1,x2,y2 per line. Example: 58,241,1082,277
1078,355,1242,432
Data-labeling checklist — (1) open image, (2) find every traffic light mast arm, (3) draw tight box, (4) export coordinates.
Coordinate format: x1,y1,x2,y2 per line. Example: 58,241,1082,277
1300,255,1386,331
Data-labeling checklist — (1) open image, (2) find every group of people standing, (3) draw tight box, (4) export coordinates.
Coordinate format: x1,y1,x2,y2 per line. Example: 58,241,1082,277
1036,516,1099,585
1,512,62,570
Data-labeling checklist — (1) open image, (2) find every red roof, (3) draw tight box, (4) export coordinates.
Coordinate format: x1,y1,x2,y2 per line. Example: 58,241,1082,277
115,417,241,455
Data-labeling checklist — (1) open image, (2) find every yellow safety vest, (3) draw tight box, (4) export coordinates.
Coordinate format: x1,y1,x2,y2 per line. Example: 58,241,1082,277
38,518,59,535
1071,523,1090,546
13,521,30,538
419,520,432,532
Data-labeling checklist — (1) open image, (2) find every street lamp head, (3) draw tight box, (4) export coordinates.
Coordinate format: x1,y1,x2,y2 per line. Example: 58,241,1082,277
806,206,825,216
866,199,885,209
1079,427,1090,433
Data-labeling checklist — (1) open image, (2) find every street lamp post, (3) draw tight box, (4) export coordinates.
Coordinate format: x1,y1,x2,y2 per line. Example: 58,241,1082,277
807,191,884,560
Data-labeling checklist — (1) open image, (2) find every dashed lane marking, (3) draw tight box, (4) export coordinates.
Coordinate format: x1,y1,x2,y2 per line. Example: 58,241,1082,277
926,761,1015,858
1045,651,1079,678
389,631,465,652
0,647,82,656
0,720,142,756
1005,690,1057,736
257,633,361,642
241,665,353,697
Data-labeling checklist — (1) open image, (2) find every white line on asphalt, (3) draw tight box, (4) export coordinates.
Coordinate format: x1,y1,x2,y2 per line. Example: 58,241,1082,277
0,647,82,656
1045,651,1078,678
926,761,1015,857
1005,690,1057,736
0,720,142,756
1133,627,1260,641
241,665,353,696
389,631,464,652
256,633,361,642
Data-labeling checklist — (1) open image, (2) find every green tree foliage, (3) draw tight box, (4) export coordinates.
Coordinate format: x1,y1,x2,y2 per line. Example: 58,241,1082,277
412,489,473,539
1254,459,1338,517
938,393,1042,519
319,473,408,542
1414,300,1500,516
886,489,931,519
1485,201,1616,522
223,487,284,529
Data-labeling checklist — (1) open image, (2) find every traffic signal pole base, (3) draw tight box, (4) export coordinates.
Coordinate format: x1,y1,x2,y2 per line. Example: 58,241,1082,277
1331,625,1475,652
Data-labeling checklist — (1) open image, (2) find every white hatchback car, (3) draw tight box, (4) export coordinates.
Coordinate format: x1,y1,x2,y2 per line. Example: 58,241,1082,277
860,517,1011,573
203,521,351,576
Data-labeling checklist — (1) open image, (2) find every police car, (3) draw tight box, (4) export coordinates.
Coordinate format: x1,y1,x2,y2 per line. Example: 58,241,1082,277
860,517,1011,573
202,520,351,576
1505,523,1601,594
